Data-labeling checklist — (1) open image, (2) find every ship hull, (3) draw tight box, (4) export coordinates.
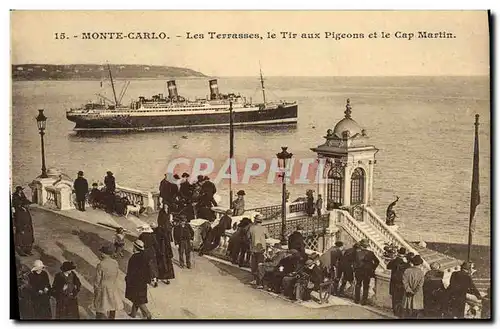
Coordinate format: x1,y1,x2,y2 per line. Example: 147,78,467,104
67,104,298,132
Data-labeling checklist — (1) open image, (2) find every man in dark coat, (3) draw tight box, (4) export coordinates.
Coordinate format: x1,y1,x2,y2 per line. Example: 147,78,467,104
329,241,344,295
447,262,482,319
201,176,217,206
288,225,306,257
179,173,193,202
353,239,380,305
125,240,155,319
227,218,251,264
159,173,179,212
12,186,34,256
52,261,82,319
153,219,175,284
173,216,194,269
157,207,173,243
28,260,52,319
273,249,303,294
337,242,357,296
73,171,89,211
423,261,446,318
104,171,116,213
211,209,233,249
387,247,409,317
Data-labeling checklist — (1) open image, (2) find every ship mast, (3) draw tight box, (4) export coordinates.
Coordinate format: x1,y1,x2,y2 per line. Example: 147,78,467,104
259,64,266,105
107,64,119,106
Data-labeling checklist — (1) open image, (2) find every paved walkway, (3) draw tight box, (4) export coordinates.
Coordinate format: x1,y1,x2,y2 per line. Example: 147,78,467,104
15,207,389,319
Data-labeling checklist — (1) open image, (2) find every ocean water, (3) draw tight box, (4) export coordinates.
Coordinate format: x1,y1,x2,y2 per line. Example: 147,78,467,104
11,76,490,245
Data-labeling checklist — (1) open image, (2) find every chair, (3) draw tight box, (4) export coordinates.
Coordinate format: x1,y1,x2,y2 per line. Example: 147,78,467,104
318,280,334,304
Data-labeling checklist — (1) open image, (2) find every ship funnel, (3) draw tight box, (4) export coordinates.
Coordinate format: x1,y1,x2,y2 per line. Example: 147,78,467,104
167,80,178,100
209,79,220,100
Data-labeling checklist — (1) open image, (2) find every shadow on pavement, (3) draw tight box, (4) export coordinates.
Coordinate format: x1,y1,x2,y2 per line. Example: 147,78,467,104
207,259,253,285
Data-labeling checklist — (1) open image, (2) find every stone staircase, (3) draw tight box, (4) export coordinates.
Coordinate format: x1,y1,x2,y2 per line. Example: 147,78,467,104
411,243,462,273
355,221,387,250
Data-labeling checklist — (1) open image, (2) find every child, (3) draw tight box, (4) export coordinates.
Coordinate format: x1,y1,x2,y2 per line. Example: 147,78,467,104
89,183,100,209
113,227,125,257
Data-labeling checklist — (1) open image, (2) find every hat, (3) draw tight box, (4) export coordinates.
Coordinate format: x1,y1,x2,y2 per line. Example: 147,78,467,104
335,241,344,247
133,239,145,251
92,182,98,187
106,171,113,175
173,174,180,180
203,176,210,181
406,252,415,260
60,261,76,272
237,190,246,196
254,214,263,223
397,247,407,255
352,242,359,248
31,260,45,272
182,172,190,178
411,255,424,266
197,175,204,181
358,239,369,248
273,243,282,249
99,244,114,256
461,261,473,271
78,170,84,176
226,209,233,215
15,186,23,191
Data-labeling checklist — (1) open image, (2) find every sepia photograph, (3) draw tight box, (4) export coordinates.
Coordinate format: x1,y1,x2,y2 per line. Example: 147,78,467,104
9,10,491,320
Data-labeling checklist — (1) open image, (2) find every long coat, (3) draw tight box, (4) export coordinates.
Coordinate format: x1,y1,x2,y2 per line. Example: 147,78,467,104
52,271,82,319
154,226,175,280
139,232,159,279
104,175,116,193
28,270,52,319
17,263,34,319
125,251,153,305
387,257,406,295
447,270,482,318
73,177,89,200
423,269,445,317
12,192,34,247
157,209,173,241
93,256,122,313
402,266,425,311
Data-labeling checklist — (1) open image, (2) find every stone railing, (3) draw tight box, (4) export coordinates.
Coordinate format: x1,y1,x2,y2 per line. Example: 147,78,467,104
335,209,386,268
44,186,59,209
361,205,430,270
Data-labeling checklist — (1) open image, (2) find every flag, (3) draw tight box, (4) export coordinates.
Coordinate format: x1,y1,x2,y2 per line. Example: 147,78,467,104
469,114,481,234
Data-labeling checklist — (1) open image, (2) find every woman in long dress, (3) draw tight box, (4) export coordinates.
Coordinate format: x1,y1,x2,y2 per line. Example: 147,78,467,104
51,261,82,319
28,260,52,319
154,212,175,284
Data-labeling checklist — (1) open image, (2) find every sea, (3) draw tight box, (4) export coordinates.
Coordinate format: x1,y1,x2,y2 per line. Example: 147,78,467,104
11,76,491,246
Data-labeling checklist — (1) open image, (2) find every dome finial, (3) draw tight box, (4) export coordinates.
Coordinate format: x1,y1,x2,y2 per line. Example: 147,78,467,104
344,98,352,119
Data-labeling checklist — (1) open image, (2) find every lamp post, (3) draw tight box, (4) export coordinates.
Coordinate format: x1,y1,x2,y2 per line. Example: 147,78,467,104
36,109,48,178
276,146,293,245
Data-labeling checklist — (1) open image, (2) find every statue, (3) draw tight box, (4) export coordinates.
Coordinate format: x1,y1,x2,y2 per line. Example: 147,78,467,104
386,196,399,226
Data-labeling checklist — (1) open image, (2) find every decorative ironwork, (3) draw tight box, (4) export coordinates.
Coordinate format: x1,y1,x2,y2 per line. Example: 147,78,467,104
289,201,307,214
327,166,343,205
246,204,281,220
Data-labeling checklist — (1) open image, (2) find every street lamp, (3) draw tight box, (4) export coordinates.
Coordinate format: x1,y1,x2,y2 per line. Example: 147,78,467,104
276,146,293,245
36,109,48,178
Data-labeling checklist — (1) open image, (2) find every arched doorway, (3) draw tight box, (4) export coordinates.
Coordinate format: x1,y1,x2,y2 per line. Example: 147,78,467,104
350,167,365,205
327,166,343,208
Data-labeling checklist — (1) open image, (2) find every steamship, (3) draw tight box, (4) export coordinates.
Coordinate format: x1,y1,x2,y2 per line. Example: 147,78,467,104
66,66,298,132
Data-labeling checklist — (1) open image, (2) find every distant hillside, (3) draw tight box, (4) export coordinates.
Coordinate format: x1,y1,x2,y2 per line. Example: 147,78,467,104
12,64,206,80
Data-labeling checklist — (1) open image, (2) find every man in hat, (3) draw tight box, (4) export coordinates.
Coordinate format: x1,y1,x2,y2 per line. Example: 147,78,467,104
232,190,246,216
201,176,217,207
94,244,122,319
125,240,154,319
73,171,89,211
446,262,482,319
227,217,251,264
173,216,194,269
294,254,325,301
27,260,52,319
402,255,425,318
272,249,303,294
179,173,193,202
159,173,179,213
387,247,410,317
215,209,233,248
353,239,380,305
52,261,82,319
336,242,357,296
423,261,446,318
288,225,306,256
257,244,291,289
104,171,116,213
12,186,34,256
248,214,268,285
326,241,344,294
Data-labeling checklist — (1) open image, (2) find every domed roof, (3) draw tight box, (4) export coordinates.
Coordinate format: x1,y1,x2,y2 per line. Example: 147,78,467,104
331,99,364,139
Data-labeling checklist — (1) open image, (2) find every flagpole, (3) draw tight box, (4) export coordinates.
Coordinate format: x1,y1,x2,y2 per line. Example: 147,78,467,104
229,101,234,208
467,114,480,264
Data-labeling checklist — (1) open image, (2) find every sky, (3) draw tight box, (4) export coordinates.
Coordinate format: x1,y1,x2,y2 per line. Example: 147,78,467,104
10,10,490,76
